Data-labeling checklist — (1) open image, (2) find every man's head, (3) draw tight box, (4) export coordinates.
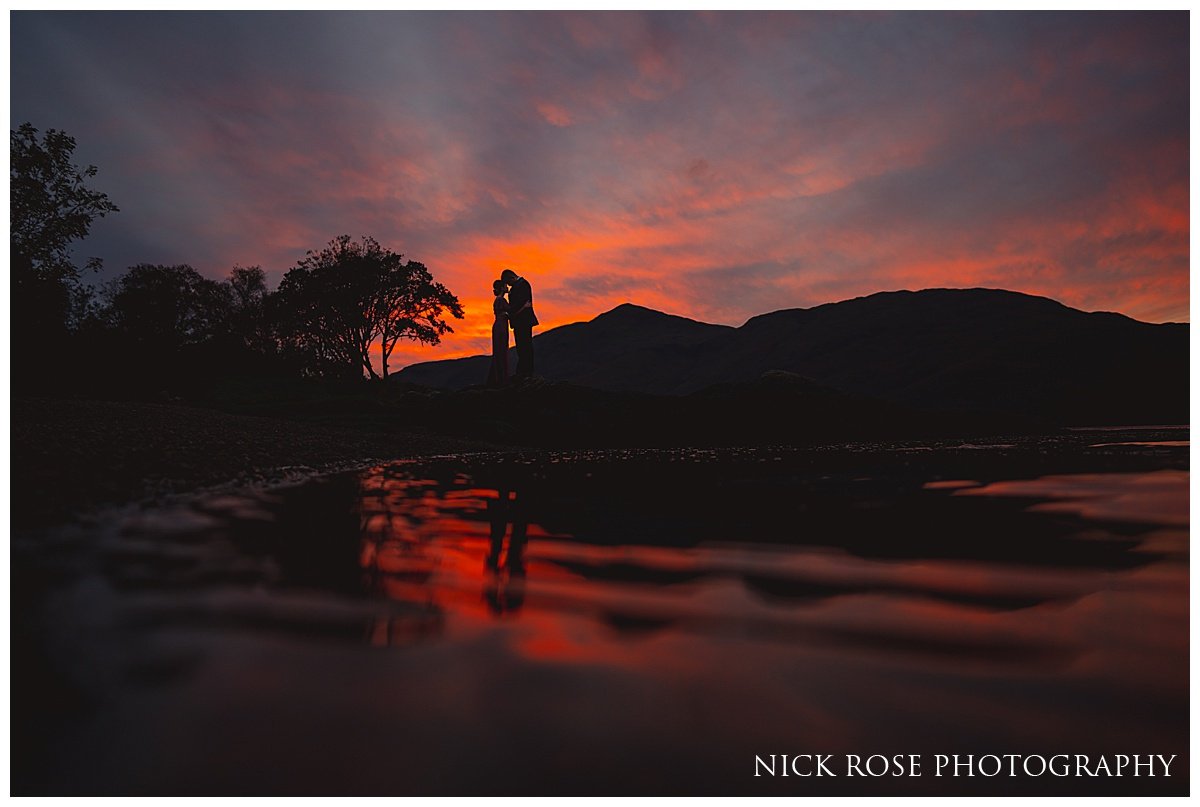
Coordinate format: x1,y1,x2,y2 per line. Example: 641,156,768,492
500,268,519,286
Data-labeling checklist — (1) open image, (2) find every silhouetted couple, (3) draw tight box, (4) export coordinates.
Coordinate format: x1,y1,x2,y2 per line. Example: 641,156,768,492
486,268,538,387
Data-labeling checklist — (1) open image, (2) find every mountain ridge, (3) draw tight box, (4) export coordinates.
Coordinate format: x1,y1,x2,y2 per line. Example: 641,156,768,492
396,288,1187,425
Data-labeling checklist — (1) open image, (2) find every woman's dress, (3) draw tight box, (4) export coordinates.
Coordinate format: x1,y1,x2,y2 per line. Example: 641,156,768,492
486,296,509,387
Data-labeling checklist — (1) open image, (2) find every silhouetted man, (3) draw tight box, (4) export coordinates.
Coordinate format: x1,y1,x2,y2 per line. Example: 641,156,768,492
501,268,538,379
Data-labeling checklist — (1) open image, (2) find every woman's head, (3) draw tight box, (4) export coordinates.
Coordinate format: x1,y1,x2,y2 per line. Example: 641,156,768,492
493,279,507,296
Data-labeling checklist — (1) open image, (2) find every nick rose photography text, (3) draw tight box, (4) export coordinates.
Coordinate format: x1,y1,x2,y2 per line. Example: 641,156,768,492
754,754,1178,778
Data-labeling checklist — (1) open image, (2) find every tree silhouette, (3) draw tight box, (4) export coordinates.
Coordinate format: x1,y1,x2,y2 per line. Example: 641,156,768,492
100,263,232,351
11,122,119,332
227,265,271,354
229,264,267,310
77,263,282,392
274,235,462,379
273,239,379,379
376,257,462,379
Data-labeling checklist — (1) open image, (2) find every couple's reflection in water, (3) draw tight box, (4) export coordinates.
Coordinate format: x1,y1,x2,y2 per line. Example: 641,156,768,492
360,478,530,645
484,487,528,615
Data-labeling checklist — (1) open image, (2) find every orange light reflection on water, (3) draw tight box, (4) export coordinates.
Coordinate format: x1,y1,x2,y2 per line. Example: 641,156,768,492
352,464,1190,687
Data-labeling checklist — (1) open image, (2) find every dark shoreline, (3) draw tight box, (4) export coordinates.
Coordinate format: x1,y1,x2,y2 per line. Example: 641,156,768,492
11,397,506,529
13,393,1188,532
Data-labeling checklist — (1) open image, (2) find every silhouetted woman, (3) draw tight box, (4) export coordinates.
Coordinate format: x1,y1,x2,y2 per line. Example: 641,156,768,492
486,278,510,387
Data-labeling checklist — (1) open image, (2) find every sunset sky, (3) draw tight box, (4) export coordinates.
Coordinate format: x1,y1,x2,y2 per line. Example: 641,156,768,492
11,11,1189,370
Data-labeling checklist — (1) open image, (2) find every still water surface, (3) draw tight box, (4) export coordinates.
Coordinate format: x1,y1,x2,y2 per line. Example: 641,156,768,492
13,430,1188,795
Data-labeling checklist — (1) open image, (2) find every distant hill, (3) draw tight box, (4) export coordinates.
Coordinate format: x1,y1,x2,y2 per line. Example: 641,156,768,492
399,303,733,393
396,289,1188,425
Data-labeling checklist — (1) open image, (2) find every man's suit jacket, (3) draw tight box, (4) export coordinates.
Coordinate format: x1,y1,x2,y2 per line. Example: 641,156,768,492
508,277,539,328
